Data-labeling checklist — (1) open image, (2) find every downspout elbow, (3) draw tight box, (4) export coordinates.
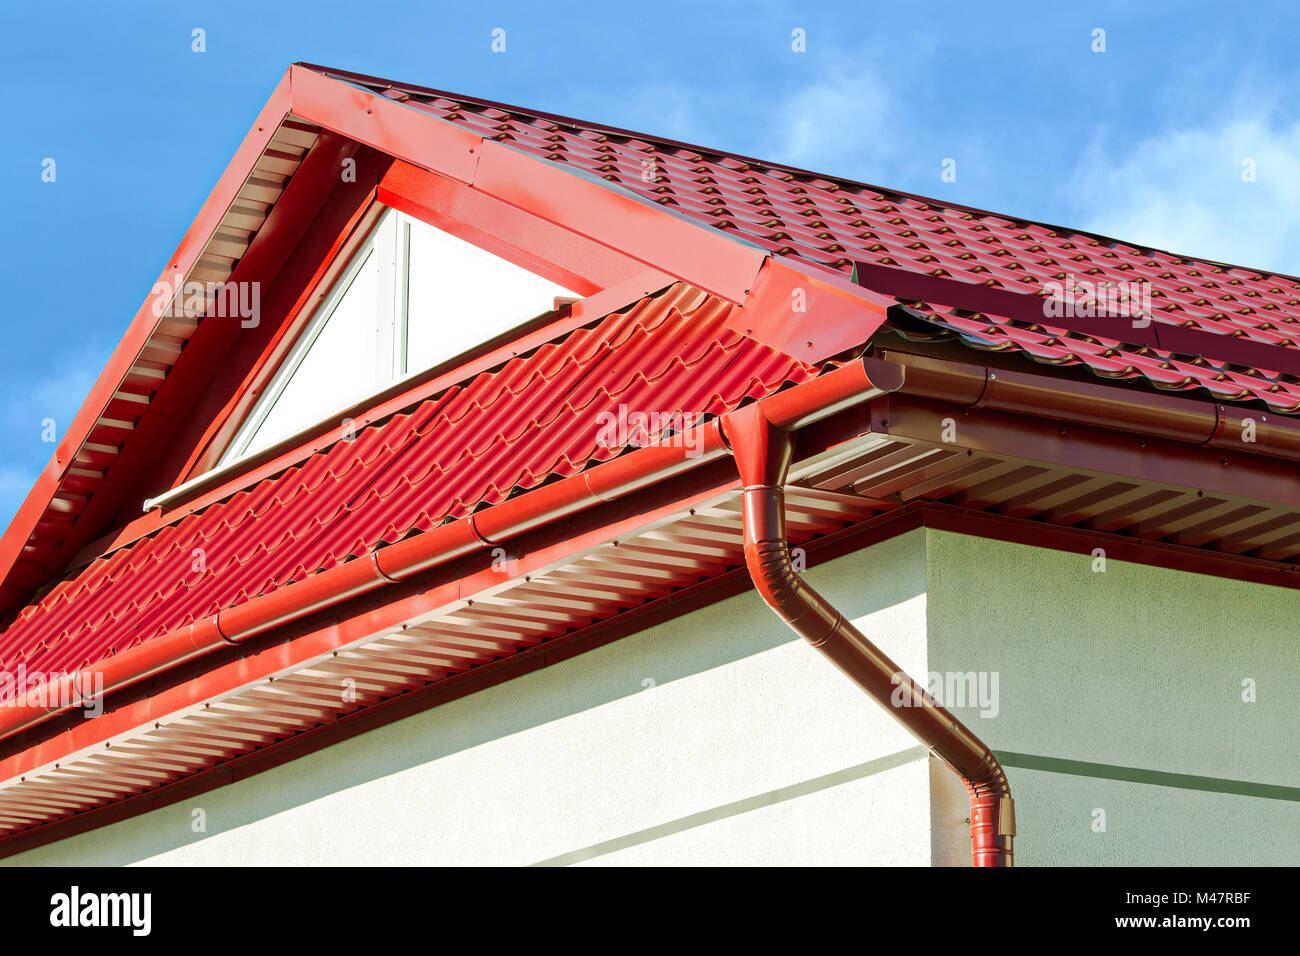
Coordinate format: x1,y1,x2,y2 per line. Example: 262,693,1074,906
723,398,1015,867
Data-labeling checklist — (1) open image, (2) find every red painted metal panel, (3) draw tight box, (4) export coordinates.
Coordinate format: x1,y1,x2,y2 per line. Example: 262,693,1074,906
289,65,481,185
0,285,819,682
289,67,766,304
469,139,765,304
378,159,640,297
301,65,1300,413
727,257,894,363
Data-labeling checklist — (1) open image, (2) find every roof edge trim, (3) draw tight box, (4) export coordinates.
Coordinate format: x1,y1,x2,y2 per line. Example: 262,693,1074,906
0,71,296,610
287,65,767,303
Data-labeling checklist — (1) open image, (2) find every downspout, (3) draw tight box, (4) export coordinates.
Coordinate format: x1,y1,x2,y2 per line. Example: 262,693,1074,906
6,347,1018,867
721,399,1016,867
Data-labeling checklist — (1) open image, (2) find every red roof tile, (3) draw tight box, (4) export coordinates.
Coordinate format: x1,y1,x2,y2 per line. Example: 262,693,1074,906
317,66,1300,410
0,284,820,678
893,303,1300,412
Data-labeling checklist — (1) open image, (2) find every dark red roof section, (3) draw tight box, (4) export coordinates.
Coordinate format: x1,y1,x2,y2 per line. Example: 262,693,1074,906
0,284,819,677
302,65,1300,412
896,301,1300,410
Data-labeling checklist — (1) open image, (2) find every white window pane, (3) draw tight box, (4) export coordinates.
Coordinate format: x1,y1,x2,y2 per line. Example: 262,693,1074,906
214,209,589,474
242,249,380,456
405,218,577,375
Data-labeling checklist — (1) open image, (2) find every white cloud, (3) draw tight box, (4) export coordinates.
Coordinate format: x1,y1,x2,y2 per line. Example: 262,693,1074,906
1066,114,1300,275
563,51,902,188
766,62,894,177
0,348,103,433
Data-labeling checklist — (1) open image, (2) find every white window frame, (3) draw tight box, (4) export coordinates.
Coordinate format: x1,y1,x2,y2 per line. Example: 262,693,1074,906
218,207,574,468
219,217,390,464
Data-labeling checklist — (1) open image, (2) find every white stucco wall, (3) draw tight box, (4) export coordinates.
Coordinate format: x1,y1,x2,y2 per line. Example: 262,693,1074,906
924,528,1300,866
7,526,1297,866
6,532,933,867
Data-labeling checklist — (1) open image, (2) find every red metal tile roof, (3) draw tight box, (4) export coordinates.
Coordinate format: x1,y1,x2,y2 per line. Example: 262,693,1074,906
8,64,1300,696
412,88,1294,319
894,302,1300,412
0,284,820,678
9,66,1300,844
305,66,1300,414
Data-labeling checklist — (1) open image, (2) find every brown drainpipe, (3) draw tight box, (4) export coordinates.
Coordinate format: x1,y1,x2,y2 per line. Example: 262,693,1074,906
721,399,1016,867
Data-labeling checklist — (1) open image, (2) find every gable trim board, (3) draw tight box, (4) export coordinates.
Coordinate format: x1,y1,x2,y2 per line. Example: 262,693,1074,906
288,64,770,302
0,127,383,614
3,63,1300,854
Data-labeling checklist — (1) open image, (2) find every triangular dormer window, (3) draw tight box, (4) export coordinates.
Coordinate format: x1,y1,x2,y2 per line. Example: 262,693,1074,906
219,208,579,464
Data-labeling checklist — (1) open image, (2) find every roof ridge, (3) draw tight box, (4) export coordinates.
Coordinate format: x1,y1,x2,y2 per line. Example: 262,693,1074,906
295,62,1300,285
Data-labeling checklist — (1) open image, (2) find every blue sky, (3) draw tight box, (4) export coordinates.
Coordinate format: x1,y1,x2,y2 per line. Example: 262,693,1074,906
1,0,1299,530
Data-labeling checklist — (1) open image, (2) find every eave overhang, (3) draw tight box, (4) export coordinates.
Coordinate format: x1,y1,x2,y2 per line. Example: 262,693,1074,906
4,344,1300,850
